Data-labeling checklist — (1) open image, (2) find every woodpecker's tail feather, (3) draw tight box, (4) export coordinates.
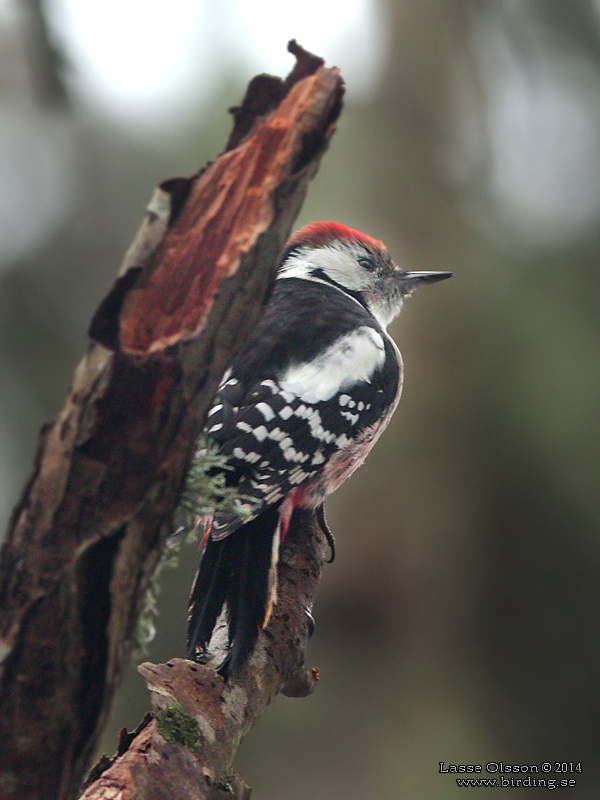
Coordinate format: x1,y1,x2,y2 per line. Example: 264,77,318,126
186,507,280,677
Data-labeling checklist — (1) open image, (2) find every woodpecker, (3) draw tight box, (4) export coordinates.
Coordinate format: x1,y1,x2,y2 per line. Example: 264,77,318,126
185,221,452,675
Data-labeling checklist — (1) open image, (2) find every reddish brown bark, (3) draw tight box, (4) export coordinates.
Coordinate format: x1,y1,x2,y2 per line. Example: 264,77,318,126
0,42,343,800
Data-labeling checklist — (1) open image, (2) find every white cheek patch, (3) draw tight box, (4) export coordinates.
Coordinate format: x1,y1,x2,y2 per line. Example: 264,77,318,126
278,244,366,291
279,326,385,404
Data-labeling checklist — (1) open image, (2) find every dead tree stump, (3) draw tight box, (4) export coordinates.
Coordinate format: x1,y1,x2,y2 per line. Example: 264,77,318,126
0,41,344,800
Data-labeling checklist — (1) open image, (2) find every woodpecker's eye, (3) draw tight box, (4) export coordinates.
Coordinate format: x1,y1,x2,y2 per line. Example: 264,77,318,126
357,256,376,271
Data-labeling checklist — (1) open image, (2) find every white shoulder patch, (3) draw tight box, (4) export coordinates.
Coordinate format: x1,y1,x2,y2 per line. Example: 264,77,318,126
279,326,385,404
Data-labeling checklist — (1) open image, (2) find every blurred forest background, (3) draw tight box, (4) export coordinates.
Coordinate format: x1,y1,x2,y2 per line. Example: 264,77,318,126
1,0,600,797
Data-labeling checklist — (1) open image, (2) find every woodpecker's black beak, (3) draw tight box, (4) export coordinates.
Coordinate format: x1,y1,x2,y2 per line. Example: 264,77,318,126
403,271,453,285
397,270,453,295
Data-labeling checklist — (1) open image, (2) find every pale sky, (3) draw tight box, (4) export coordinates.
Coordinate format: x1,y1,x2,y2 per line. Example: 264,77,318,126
45,0,388,126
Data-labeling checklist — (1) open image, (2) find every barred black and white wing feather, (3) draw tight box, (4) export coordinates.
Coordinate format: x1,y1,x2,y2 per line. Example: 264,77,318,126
204,321,398,539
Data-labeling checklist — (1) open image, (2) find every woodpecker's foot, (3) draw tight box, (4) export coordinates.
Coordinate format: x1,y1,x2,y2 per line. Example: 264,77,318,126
303,606,316,638
316,504,336,563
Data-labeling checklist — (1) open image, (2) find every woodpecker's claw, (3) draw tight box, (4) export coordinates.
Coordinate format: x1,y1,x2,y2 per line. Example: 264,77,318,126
303,606,316,638
316,504,336,563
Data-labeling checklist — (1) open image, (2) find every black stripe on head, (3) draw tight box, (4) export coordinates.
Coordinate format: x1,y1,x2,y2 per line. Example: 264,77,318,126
309,267,369,310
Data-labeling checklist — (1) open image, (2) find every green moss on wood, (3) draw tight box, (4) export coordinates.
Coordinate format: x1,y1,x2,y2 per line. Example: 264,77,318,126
134,435,259,654
156,705,202,754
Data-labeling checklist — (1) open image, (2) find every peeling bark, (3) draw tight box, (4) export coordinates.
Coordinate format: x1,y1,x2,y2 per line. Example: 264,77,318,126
0,42,343,800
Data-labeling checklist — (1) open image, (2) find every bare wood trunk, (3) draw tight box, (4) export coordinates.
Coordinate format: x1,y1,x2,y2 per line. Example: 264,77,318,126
0,42,343,800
